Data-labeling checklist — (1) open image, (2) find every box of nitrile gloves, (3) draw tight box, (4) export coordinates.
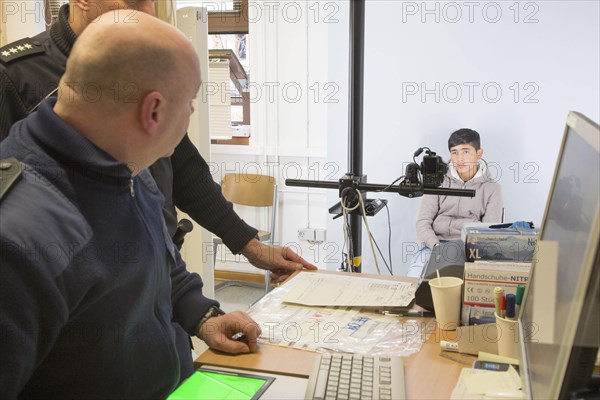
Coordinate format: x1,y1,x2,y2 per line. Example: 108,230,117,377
462,224,539,262
461,261,531,325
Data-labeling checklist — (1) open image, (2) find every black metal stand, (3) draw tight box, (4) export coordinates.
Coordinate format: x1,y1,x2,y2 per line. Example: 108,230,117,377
345,0,366,271
286,179,475,199
286,177,475,271
285,1,474,272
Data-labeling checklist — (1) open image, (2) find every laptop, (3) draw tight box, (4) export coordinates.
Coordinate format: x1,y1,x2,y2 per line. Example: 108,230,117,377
414,240,466,311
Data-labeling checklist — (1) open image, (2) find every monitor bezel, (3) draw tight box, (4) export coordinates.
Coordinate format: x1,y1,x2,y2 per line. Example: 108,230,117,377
518,111,600,399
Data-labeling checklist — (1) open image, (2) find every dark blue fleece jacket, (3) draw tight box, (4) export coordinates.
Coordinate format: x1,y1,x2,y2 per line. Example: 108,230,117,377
0,99,218,398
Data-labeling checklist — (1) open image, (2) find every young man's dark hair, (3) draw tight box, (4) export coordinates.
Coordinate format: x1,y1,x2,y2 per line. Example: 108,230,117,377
448,128,481,150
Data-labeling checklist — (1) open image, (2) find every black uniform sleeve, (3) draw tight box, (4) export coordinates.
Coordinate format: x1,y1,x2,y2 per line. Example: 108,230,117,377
171,134,258,254
0,71,28,141
170,249,220,335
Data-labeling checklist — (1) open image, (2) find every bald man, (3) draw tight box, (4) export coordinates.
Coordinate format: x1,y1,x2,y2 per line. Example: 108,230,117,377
0,0,316,286
0,12,262,398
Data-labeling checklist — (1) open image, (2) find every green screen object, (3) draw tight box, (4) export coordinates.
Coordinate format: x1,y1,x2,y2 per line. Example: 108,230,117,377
167,368,274,400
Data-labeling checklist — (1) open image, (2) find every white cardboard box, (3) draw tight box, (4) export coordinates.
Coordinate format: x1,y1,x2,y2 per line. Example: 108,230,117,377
462,261,531,325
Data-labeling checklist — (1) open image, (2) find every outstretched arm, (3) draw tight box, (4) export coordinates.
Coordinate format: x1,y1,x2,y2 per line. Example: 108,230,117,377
241,239,318,283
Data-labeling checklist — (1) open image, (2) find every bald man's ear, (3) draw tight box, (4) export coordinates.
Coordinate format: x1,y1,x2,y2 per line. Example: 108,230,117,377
72,0,90,12
140,92,165,137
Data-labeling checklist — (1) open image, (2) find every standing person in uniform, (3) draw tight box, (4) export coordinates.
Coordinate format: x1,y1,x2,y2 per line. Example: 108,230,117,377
0,11,262,398
0,0,316,282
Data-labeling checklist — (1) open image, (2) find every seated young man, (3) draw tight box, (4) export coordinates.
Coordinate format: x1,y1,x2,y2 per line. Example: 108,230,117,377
407,128,503,279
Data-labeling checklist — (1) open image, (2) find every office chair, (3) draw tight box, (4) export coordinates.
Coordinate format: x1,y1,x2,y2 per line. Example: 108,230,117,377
213,173,277,294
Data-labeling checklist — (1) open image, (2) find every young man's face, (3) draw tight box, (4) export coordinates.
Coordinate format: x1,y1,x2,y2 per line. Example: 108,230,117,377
449,143,483,181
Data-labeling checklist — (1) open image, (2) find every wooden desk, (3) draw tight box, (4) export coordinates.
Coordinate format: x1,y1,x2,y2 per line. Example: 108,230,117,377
197,270,474,398
197,326,474,399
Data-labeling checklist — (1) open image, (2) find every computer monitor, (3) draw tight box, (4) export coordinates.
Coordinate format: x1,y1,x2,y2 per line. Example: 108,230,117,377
519,111,600,399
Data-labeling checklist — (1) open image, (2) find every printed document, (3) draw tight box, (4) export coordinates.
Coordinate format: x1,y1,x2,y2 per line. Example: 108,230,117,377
282,272,416,307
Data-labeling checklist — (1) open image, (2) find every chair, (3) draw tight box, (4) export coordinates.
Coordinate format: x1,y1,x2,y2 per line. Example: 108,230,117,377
213,173,277,294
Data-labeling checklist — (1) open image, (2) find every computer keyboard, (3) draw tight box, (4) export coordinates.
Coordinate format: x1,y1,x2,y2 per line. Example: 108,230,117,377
304,353,406,400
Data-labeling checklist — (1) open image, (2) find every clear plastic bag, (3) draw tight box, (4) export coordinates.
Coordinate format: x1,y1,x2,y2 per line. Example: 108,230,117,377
248,281,434,357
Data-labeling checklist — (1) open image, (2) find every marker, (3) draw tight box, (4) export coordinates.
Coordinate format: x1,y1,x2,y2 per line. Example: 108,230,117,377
494,287,503,317
501,295,506,318
515,285,525,316
505,294,516,320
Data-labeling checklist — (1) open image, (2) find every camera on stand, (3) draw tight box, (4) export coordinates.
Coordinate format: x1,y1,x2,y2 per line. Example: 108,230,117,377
399,147,448,198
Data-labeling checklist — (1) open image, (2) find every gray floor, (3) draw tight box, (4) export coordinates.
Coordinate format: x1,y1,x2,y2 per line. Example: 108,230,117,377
191,284,266,355
216,283,266,312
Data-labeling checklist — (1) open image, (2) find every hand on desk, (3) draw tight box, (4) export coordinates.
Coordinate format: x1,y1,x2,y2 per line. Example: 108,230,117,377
242,239,317,283
197,310,262,354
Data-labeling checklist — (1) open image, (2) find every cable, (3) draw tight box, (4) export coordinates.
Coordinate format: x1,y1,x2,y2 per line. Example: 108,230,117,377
365,202,393,275
385,203,393,274
381,203,394,276
376,176,404,193
341,196,353,271
368,232,392,275
340,189,361,212
356,189,381,275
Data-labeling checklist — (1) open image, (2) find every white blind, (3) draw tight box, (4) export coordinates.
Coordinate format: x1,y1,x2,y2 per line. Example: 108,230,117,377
208,58,232,138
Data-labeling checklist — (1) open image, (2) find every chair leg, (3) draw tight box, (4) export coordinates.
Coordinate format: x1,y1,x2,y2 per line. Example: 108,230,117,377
213,243,218,267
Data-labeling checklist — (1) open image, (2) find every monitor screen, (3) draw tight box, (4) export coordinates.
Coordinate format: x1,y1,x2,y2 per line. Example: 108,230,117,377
519,112,600,399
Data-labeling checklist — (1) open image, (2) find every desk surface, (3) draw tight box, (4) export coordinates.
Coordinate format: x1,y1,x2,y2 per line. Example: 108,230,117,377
197,326,474,399
197,270,474,398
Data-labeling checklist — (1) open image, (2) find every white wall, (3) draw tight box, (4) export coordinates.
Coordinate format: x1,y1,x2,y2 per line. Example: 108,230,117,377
3,0,46,43
327,1,600,275
211,0,333,270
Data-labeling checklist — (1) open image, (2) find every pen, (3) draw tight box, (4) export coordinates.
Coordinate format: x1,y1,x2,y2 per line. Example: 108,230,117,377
515,285,525,316
381,310,435,318
505,294,516,320
501,295,506,318
494,287,503,317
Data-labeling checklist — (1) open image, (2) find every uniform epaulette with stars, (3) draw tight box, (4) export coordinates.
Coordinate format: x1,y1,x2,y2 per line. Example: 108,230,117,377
0,158,24,201
0,37,45,64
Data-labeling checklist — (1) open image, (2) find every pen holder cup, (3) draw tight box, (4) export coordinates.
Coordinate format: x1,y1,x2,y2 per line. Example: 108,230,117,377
495,314,520,359
429,277,463,331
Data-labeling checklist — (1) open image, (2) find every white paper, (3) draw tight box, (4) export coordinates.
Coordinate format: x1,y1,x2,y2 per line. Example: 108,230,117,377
281,272,416,307
464,366,522,394
451,367,524,399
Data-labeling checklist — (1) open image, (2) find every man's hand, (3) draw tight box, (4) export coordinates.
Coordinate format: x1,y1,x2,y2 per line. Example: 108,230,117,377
241,239,317,283
197,311,261,354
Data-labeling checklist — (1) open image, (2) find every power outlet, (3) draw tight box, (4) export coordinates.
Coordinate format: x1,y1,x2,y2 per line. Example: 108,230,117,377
298,228,327,243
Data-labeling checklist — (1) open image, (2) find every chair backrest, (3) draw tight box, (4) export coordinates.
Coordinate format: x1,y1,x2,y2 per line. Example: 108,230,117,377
221,173,276,207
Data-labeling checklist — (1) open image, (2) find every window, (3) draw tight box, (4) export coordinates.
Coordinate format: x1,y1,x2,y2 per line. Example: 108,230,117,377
178,0,250,144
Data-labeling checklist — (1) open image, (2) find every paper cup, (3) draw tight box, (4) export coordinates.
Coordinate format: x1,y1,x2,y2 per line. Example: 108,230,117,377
495,314,520,358
429,277,463,330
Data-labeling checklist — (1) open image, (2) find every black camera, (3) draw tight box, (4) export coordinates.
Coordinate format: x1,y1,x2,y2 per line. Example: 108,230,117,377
401,147,448,191
420,149,447,187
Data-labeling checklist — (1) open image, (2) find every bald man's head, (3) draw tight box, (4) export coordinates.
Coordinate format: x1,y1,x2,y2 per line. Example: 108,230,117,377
60,10,197,110
54,10,201,174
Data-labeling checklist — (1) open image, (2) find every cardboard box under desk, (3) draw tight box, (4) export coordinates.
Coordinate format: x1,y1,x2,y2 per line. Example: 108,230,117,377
462,261,531,325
